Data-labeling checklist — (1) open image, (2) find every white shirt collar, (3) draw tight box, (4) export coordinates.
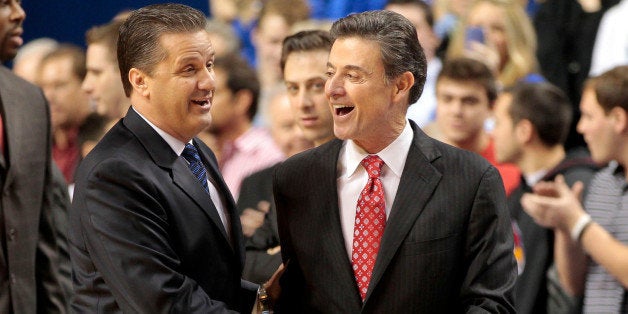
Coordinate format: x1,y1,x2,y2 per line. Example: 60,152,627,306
524,169,549,187
344,120,413,179
132,107,189,155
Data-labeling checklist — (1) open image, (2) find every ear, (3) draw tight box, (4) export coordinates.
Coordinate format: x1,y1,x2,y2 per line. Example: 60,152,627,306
233,89,254,118
392,71,415,104
610,106,628,133
515,119,534,144
129,68,150,97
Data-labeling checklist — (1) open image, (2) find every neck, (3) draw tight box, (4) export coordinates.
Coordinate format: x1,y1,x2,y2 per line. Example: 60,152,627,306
519,144,565,175
452,131,489,154
314,135,335,147
214,120,251,147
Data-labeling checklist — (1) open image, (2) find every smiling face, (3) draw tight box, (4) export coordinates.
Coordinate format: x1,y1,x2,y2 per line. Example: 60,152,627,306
83,43,128,119
435,77,491,147
325,37,408,153
284,49,335,146
134,31,215,143
0,0,25,62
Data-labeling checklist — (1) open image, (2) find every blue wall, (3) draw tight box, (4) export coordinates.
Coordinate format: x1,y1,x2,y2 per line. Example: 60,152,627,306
21,1,209,48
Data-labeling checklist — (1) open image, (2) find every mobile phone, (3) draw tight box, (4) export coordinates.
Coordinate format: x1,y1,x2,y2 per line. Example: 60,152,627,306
465,26,485,48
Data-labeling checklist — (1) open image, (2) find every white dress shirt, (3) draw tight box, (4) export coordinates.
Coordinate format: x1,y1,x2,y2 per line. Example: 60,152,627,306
337,120,414,258
133,107,231,237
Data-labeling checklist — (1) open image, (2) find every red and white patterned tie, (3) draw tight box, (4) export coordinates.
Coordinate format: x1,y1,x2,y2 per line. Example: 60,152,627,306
352,155,386,301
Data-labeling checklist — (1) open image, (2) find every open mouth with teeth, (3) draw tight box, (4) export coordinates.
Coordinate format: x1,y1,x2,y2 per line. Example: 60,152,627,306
334,105,355,116
192,99,210,106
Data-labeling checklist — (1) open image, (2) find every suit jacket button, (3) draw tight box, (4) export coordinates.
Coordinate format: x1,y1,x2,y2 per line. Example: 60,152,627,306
8,228,15,241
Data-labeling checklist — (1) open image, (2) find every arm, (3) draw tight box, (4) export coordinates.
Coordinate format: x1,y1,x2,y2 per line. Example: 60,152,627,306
461,166,517,313
75,158,236,313
522,175,628,289
36,160,72,313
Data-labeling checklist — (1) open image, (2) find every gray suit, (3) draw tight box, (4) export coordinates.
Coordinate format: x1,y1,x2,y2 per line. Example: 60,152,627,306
274,121,517,313
0,65,71,313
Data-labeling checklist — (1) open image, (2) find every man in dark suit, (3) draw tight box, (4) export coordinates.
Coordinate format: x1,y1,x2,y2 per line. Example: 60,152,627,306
273,10,517,312
1,0,71,312
69,4,257,312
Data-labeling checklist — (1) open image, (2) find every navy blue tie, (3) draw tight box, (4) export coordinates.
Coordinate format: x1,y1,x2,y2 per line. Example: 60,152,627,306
181,143,210,194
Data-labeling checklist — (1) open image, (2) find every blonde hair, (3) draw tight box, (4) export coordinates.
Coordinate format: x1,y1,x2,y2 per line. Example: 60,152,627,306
446,0,538,87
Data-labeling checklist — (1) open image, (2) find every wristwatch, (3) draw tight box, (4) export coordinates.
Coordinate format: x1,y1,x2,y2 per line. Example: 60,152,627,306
257,285,271,314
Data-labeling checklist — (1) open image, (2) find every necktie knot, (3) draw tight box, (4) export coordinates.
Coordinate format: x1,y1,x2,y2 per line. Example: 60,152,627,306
182,143,202,164
361,155,384,179
181,143,209,194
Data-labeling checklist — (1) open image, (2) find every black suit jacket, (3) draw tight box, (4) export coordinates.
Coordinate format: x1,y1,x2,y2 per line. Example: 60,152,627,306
69,108,256,313
237,164,282,284
0,66,71,313
274,122,517,313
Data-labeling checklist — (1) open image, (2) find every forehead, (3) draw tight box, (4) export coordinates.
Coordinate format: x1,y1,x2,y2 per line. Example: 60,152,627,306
158,30,213,61
284,50,328,76
329,37,382,68
86,43,116,64
437,78,487,95
385,4,428,27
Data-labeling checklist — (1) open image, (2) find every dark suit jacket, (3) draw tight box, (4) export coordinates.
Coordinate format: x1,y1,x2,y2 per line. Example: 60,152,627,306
237,164,282,284
273,122,517,313
69,108,256,313
0,65,71,313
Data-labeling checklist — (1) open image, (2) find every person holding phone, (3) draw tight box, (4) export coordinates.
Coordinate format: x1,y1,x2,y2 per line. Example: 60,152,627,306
447,0,543,88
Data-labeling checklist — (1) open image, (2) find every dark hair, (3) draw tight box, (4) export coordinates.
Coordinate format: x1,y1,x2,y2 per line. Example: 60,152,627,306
258,0,310,29
385,0,434,27
214,55,260,121
117,3,207,97
280,30,332,72
41,44,87,80
85,19,125,64
506,82,572,146
330,10,427,104
585,65,628,113
437,57,498,105
78,112,110,147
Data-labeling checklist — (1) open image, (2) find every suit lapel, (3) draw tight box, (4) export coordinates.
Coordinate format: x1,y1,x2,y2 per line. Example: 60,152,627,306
123,110,231,246
365,123,443,302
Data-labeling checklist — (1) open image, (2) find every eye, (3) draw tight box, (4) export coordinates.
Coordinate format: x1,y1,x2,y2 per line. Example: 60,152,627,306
285,84,298,95
206,62,214,70
325,70,335,78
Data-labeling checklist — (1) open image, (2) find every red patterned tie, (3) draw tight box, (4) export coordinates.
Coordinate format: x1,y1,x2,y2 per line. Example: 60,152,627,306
352,155,386,301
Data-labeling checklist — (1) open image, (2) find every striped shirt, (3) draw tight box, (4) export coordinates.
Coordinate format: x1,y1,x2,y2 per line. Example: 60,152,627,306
219,127,285,201
583,161,628,313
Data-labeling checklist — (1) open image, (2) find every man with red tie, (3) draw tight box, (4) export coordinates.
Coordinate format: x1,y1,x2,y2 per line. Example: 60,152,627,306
273,10,517,312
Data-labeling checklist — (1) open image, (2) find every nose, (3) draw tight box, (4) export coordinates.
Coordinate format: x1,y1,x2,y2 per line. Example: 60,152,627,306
576,116,585,135
199,67,216,92
10,1,26,23
325,75,344,100
296,89,313,109
82,74,93,94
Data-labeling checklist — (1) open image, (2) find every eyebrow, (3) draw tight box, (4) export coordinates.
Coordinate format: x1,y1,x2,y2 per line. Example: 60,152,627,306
326,62,371,74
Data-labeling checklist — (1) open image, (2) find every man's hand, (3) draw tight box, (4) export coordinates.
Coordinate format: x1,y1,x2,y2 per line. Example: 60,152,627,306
520,175,586,232
240,201,271,237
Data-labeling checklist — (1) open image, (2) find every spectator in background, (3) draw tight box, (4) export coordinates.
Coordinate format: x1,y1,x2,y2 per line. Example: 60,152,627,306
385,0,442,127
252,0,310,125
492,82,598,314
12,37,58,84
281,30,335,147
534,0,619,151
447,0,542,88
39,45,91,184
0,0,71,312
238,87,312,284
522,65,628,313
427,57,521,195
238,29,336,285
589,0,628,77
82,18,130,121
205,18,241,58
204,54,284,200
